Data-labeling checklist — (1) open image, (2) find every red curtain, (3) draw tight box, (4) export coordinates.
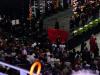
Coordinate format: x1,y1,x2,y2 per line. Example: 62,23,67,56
48,28,69,43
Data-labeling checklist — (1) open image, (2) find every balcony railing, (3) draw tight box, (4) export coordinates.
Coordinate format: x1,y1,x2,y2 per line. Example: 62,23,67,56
0,61,37,75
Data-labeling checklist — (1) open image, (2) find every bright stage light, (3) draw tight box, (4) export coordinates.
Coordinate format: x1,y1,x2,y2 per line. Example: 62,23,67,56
79,27,83,30
84,25,88,27
95,19,98,21
73,30,77,33
89,22,93,24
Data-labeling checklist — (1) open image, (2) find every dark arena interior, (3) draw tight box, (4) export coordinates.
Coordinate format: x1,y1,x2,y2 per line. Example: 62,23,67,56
0,0,29,18
0,0,100,75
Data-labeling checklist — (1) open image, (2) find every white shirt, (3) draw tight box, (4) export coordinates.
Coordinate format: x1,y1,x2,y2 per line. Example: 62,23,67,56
32,42,37,48
46,52,51,56
27,54,35,64
52,44,57,48
47,56,51,63
59,44,66,52
50,58,55,67
22,49,27,55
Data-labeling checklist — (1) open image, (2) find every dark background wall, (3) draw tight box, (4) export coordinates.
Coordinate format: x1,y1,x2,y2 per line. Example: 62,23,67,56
0,0,29,18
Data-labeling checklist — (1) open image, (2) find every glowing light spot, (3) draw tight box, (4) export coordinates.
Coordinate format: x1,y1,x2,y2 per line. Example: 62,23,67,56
89,22,93,24
79,28,83,30
84,25,88,27
73,30,78,33
95,19,98,22
30,61,41,75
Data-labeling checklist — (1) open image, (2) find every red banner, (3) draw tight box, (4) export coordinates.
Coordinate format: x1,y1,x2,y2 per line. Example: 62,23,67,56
48,28,69,43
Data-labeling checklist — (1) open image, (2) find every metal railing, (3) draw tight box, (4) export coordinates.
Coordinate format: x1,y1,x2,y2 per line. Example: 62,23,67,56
0,61,37,75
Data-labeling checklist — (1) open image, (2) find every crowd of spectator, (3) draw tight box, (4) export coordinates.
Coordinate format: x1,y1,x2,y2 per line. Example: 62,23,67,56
0,29,100,75
0,0,100,75
69,0,100,31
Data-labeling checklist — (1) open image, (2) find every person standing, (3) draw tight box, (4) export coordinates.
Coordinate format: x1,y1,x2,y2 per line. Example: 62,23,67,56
69,16,75,32
80,12,86,26
74,13,80,27
36,7,40,19
38,16,44,32
89,35,99,58
55,18,59,29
